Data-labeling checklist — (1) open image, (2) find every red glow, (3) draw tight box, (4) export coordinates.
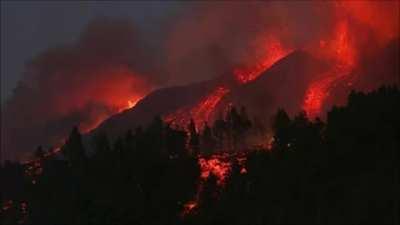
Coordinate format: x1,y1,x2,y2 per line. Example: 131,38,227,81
164,86,230,129
1,200,13,212
181,201,198,217
198,155,231,185
77,69,149,133
303,74,338,118
303,20,357,117
337,1,399,45
198,152,248,185
165,38,290,129
182,152,248,217
234,36,290,84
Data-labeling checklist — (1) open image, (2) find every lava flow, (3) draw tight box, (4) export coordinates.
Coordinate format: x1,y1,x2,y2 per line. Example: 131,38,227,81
303,20,357,118
165,37,290,130
234,36,290,84
182,152,247,217
198,154,232,185
164,86,230,129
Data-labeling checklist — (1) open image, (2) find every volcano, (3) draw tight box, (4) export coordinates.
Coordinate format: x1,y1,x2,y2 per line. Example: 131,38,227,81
88,40,398,142
88,50,311,139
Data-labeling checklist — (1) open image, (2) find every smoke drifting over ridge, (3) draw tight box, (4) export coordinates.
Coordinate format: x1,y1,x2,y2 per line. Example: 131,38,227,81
2,18,155,160
2,1,399,160
164,1,398,85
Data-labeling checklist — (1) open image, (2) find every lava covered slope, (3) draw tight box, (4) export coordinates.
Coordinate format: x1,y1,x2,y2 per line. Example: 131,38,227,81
88,40,399,141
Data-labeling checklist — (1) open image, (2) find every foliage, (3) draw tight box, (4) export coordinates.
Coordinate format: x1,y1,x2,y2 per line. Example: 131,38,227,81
1,86,399,225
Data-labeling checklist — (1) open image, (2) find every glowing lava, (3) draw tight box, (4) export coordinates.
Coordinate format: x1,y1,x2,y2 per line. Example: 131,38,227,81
165,38,290,129
234,36,290,84
164,86,230,129
127,100,136,109
303,20,357,118
198,154,231,185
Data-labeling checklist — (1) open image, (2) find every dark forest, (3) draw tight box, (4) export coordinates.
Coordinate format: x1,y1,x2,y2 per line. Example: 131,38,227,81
1,86,399,225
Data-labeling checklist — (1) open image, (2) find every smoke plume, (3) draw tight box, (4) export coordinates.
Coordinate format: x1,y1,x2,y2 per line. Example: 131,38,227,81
2,1,398,161
2,18,155,160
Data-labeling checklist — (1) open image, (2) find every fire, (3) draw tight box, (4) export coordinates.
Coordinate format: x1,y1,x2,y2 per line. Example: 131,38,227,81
234,36,290,84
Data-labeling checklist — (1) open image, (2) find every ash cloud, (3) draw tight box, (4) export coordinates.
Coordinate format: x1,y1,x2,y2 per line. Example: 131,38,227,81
2,2,398,161
162,1,398,85
2,18,157,161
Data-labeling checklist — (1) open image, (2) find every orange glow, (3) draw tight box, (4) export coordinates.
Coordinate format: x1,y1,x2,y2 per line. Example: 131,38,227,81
181,152,248,217
164,86,230,129
303,20,357,118
199,155,231,185
234,36,291,84
164,37,291,129
198,152,248,185
181,201,198,217
303,74,338,118
337,1,399,44
126,100,137,109
303,0,399,117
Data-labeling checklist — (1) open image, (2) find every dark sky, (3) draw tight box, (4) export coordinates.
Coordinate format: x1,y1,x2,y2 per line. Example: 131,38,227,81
1,1,182,104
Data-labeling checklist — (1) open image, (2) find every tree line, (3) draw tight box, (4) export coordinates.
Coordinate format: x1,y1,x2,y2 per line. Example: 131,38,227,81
1,85,399,225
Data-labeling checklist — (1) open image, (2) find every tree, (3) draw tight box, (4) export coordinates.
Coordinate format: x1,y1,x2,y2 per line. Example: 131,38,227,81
34,146,45,159
92,133,111,159
188,119,200,155
212,116,227,150
62,126,87,171
201,123,216,155
165,125,187,158
272,109,292,151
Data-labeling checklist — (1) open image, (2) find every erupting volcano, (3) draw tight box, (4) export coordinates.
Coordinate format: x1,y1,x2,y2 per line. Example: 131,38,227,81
164,37,292,130
2,1,398,162
2,2,399,225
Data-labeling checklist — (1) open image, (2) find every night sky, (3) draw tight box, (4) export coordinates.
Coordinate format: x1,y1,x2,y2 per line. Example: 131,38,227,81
1,1,182,104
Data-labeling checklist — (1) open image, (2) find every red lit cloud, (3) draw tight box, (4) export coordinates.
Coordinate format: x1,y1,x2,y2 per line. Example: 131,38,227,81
2,18,154,161
2,2,398,161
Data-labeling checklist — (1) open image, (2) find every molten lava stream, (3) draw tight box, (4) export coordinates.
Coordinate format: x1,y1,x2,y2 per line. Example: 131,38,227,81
164,86,230,129
234,36,290,84
303,73,338,118
304,19,357,118
182,152,248,217
198,154,232,185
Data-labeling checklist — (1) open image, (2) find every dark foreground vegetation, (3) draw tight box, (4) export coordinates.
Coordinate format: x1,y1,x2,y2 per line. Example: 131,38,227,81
1,86,399,225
